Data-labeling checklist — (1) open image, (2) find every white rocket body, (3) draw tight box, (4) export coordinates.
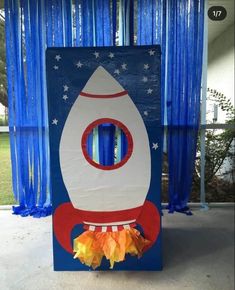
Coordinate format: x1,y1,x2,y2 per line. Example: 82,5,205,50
59,66,151,226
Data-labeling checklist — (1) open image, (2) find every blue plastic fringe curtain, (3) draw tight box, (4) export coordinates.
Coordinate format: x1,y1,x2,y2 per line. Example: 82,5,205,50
165,0,204,214
4,0,113,217
137,0,204,214
4,0,204,216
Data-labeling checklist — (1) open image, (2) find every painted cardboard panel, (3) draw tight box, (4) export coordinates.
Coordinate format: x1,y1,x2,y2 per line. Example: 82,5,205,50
46,46,163,271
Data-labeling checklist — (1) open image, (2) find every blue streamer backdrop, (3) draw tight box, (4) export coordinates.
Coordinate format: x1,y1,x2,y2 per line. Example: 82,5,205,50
4,0,204,217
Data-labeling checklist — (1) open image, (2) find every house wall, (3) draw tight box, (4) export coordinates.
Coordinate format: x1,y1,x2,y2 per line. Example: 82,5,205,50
207,23,234,182
207,23,234,123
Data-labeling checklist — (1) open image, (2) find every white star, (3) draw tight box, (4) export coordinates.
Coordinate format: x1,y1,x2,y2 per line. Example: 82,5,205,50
108,52,115,58
93,51,100,58
148,49,155,56
121,63,127,70
53,65,59,70
52,118,58,125
114,69,120,75
142,76,148,82
144,111,148,116
55,55,61,61
76,61,83,68
147,88,153,94
144,64,150,70
152,142,158,150
63,95,68,101
63,85,69,92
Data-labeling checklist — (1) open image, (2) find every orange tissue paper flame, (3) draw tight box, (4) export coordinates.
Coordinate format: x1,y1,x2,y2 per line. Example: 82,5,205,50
73,228,151,269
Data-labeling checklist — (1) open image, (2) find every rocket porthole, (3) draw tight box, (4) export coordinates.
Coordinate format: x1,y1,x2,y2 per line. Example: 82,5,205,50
81,118,133,170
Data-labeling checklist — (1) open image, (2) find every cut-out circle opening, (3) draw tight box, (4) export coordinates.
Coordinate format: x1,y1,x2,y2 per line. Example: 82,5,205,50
81,118,133,170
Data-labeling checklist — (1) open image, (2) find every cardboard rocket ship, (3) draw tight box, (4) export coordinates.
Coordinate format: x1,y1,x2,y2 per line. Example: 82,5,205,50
54,66,160,269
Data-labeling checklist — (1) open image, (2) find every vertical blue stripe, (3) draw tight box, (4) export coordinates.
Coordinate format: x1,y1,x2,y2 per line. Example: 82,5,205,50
98,124,115,166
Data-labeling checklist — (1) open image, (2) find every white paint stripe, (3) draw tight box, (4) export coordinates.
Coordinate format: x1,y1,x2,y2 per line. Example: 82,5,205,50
101,226,107,232
112,226,118,232
123,224,130,229
89,225,95,231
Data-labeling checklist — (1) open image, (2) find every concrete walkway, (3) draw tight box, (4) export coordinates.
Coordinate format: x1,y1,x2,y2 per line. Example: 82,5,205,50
0,206,234,290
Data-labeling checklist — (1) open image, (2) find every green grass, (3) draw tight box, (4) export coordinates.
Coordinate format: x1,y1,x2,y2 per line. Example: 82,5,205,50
0,133,16,205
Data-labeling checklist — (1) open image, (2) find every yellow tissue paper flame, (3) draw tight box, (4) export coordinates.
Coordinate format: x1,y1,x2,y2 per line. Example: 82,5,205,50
73,228,150,269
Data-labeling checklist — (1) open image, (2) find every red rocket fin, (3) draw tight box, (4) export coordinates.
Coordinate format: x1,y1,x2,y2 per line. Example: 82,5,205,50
54,200,160,254
53,202,83,253
136,200,161,251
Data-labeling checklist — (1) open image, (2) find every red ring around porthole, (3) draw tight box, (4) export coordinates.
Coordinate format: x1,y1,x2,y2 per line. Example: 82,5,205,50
81,118,133,170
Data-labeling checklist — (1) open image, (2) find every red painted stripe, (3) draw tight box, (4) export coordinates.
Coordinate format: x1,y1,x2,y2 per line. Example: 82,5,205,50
129,223,136,228
95,226,102,232
117,225,123,231
107,226,112,232
80,90,128,98
77,206,142,224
